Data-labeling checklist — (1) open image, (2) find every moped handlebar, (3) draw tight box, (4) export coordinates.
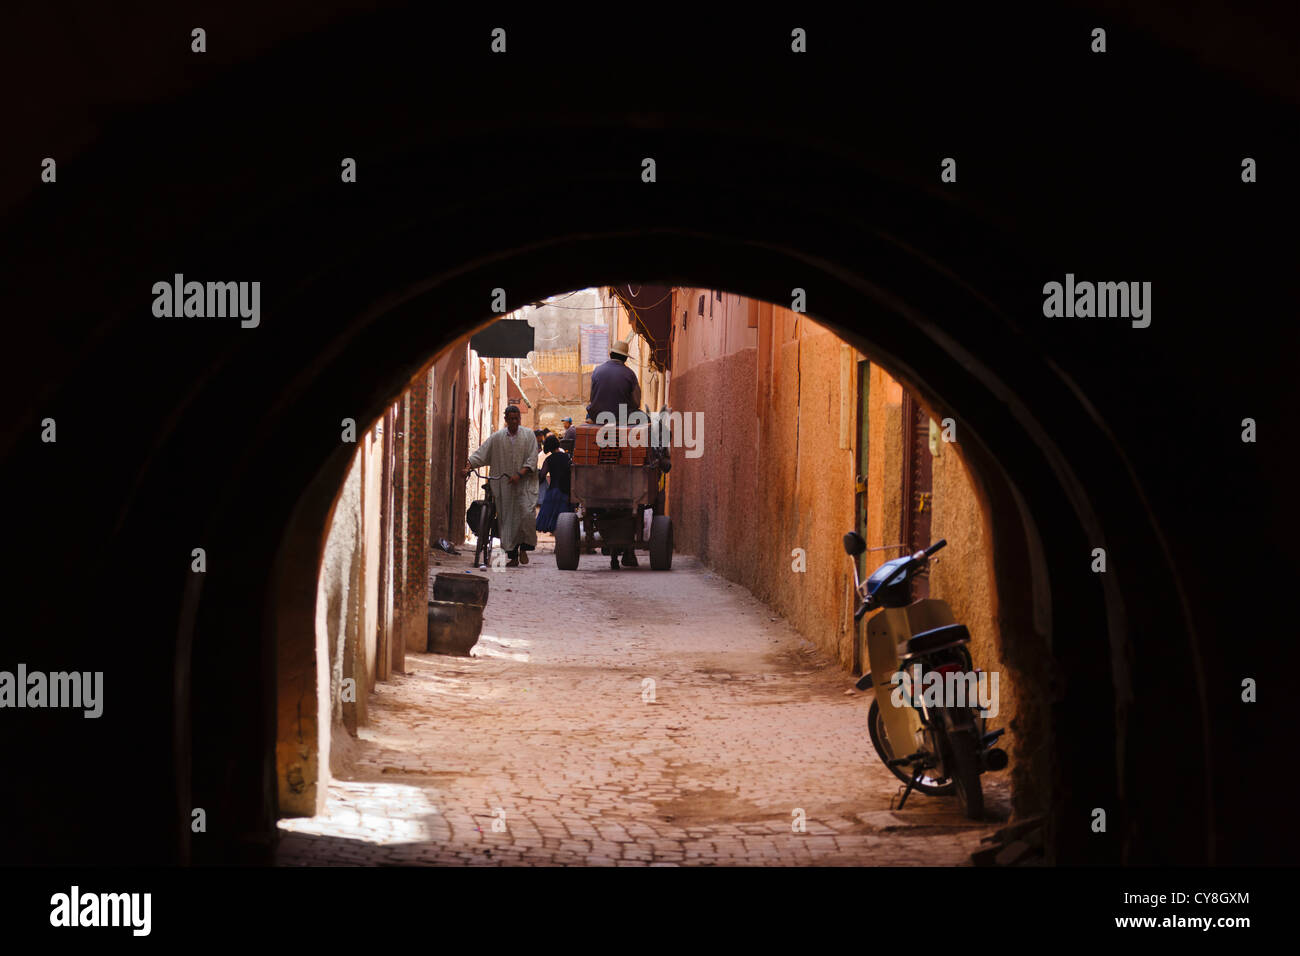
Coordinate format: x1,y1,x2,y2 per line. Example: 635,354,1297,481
851,538,947,622
923,538,947,559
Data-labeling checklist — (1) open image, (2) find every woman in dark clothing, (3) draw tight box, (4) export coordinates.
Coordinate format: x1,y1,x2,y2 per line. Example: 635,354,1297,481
535,434,574,533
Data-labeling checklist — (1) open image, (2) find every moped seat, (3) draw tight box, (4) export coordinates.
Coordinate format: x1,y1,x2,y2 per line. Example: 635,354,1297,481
907,623,971,655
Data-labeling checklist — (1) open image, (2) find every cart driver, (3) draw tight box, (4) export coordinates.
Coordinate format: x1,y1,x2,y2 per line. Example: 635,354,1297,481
586,339,641,424
586,338,643,570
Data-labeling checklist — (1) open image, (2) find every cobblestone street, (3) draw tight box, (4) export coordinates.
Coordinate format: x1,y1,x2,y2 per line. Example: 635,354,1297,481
277,537,1009,866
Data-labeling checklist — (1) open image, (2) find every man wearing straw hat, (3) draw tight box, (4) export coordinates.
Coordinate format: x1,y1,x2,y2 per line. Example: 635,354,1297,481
586,338,641,424
585,338,644,569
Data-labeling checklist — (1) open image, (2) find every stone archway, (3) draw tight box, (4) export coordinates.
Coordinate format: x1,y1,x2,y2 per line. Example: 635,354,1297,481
8,6,1276,866
253,203,1139,867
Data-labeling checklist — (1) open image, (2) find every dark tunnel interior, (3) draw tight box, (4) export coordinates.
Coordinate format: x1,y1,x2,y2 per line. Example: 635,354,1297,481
0,4,1296,868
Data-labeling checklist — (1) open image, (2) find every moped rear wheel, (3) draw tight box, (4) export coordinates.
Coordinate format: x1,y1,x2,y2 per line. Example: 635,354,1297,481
867,699,955,796
938,710,985,820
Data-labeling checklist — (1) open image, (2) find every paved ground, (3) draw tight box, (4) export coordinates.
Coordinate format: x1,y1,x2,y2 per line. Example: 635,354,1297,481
277,535,1010,866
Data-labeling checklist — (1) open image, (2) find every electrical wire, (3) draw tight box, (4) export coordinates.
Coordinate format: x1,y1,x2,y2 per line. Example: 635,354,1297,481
516,296,670,311
612,288,670,355
613,287,673,311
520,288,674,313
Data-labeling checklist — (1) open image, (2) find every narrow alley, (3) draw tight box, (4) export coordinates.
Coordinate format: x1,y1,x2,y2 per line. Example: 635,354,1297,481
278,537,1009,866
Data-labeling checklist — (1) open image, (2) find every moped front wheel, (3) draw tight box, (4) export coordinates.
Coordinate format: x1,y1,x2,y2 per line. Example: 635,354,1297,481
867,699,955,796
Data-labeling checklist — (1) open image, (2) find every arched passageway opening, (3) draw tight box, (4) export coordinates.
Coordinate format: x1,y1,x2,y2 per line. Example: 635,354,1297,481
277,294,1040,865
229,195,1176,867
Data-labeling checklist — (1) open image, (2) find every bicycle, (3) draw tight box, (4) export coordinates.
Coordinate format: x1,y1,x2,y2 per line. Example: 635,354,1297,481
466,470,509,569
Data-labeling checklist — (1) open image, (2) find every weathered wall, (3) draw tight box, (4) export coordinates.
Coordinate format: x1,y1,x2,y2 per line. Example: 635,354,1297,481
360,424,382,700
670,294,1013,752
668,291,860,668
929,440,1017,741
281,435,368,811
465,350,493,536
669,348,759,569
429,341,471,547
400,376,431,655
533,371,582,400
865,366,905,557
284,339,503,810
529,368,586,431
306,372,442,787
277,449,363,817
316,448,363,776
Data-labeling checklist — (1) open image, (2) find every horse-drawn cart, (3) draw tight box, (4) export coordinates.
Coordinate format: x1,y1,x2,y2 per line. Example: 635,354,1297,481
554,421,673,570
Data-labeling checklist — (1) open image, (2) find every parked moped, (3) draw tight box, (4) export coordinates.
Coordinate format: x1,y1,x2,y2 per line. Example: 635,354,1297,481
843,532,1009,819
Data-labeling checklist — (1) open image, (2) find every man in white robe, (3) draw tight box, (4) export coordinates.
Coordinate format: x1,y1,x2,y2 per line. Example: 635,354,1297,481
463,404,538,566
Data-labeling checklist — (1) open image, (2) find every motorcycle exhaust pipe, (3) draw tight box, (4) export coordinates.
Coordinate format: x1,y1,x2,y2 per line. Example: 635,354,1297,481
982,747,1009,772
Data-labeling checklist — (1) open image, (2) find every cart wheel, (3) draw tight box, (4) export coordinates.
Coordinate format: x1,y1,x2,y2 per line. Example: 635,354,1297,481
555,512,580,570
649,514,673,570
